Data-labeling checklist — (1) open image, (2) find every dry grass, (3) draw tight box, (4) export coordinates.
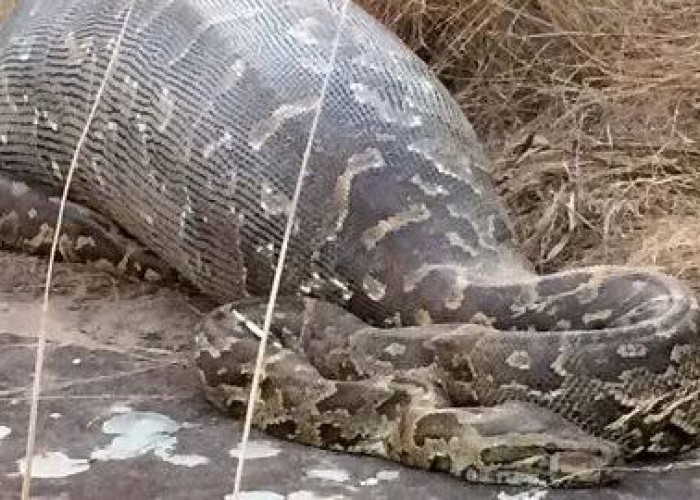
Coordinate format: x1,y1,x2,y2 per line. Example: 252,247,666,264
0,0,14,20
360,0,700,289
2,1,699,289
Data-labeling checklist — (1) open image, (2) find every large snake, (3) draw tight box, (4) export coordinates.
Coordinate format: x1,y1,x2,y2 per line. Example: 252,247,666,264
0,0,698,488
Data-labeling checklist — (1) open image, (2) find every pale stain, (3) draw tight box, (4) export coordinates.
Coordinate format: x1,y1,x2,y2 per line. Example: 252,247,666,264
409,173,449,197
359,469,400,486
407,137,475,183
260,181,291,217
51,159,63,180
361,204,431,251
17,451,89,479
227,492,284,500
229,440,281,460
350,82,422,127
506,350,532,371
156,87,176,132
617,343,648,358
362,274,386,302
10,180,28,196
24,222,54,250
304,467,351,482
383,342,406,357
288,491,346,500
330,148,386,237
582,309,612,325
75,235,96,251
497,489,548,500
445,231,478,257
203,130,233,159
249,97,319,151
221,59,247,89
91,411,209,468
288,17,324,46
555,319,572,330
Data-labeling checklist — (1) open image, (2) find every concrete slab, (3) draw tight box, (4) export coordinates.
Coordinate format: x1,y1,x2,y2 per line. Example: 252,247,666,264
0,251,698,499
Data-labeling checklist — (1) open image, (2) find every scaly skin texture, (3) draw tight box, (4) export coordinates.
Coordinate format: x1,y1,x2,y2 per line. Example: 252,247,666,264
0,0,698,487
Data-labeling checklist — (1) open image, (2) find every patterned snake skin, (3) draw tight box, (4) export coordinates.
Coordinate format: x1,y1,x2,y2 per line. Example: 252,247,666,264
0,0,698,488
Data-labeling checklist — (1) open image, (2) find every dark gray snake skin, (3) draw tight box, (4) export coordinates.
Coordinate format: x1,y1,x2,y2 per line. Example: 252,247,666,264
0,0,698,488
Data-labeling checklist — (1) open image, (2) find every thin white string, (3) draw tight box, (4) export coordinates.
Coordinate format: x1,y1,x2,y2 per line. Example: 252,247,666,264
230,1,352,497
20,2,135,498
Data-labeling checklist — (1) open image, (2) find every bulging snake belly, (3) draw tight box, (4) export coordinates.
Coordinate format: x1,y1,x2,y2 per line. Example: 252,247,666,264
0,0,698,488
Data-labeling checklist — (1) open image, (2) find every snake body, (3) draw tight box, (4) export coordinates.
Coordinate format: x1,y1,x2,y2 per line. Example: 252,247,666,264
0,0,698,487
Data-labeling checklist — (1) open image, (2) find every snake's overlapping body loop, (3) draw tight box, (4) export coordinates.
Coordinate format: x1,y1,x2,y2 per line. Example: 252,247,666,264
0,0,698,487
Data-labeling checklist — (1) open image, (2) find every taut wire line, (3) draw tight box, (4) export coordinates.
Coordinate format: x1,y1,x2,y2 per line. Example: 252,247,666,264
230,0,352,497
21,2,136,498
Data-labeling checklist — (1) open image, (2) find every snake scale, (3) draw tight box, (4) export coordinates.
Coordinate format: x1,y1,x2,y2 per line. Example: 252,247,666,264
0,0,699,488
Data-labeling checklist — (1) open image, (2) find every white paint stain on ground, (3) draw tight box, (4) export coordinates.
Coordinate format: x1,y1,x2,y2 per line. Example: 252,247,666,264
0,425,10,440
91,411,208,467
497,490,548,500
359,469,400,486
155,447,209,467
109,403,133,414
17,451,89,478
229,440,281,460
304,467,351,483
288,492,346,500
226,491,284,500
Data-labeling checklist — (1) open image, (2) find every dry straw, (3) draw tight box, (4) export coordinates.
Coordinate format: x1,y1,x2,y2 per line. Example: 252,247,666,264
360,0,700,289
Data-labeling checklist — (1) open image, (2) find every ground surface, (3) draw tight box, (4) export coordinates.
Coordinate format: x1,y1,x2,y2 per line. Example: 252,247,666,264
0,251,698,500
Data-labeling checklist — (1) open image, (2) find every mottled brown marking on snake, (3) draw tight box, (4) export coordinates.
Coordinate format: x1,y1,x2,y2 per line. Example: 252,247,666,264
0,0,698,488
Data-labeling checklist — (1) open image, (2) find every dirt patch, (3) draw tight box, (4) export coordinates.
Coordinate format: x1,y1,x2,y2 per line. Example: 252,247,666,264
0,251,199,357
